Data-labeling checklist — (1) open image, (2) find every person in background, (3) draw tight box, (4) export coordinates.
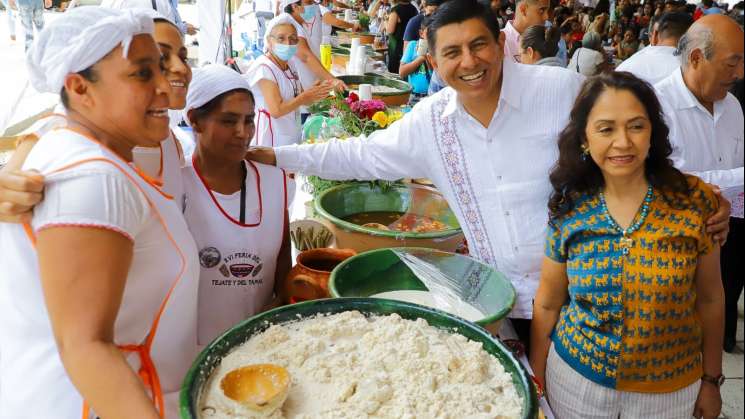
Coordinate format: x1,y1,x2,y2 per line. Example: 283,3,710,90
568,31,608,75
399,15,433,103
587,11,609,38
9,0,48,51
276,0,342,91
402,0,445,53
616,27,639,59
617,12,693,84
696,0,723,19
654,14,744,354
0,7,200,417
531,71,724,419
182,65,291,345
636,1,654,26
298,0,361,87
503,0,551,62
1,0,17,42
386,0,419,73
557,18,576,65
167,0,197,35
247,15,333,147
519,24,564,65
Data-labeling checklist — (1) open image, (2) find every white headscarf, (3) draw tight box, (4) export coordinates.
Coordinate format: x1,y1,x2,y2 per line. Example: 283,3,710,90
279,0,301,10
100,0,178,27
27,7,154,94
184,64,251,125
263,13,300,52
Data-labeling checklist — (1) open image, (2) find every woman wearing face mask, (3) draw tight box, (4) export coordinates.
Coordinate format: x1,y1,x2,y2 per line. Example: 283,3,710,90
182,65,291,345
276,0,343,94
0,7,199,418
247,15,333,147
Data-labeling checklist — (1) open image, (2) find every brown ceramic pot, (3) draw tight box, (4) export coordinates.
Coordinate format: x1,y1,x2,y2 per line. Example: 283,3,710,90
284,248,356,304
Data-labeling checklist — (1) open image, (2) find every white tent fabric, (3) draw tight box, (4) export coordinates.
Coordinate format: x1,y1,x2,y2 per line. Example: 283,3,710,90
197,0,227,65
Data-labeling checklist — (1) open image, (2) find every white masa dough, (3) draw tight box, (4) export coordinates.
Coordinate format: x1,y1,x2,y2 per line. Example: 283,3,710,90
200,311,523,419
371,290,485,323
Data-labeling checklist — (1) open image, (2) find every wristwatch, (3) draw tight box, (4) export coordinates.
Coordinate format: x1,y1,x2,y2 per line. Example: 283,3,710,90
701,374,726,388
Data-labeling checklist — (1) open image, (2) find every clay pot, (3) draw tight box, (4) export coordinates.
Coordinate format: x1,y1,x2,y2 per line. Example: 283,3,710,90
284,248,356,303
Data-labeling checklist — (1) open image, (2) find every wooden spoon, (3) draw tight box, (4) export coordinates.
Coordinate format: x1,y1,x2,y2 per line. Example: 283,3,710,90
220,364,290,413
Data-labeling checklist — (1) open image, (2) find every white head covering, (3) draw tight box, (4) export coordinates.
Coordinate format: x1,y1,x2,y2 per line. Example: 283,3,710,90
27,7,154,94
184,64,251,125
100,0,178,27
263,13,300,52
279,0,301,10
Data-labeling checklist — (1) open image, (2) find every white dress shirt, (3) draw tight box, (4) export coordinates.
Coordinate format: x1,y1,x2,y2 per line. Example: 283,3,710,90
616,45,680,85
655,68,744,189
275,61,586,318
503,21,521,64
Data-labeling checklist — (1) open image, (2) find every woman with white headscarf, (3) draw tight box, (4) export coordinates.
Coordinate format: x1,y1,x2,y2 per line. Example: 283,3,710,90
1,2,193,203
247,14,333,147
0,7,199,418
275,0,344,92
182,64,291,345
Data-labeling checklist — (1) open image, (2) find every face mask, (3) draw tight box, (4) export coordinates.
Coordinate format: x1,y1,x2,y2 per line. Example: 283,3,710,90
273,43,298,61
545,19,553,28
301,4,318,22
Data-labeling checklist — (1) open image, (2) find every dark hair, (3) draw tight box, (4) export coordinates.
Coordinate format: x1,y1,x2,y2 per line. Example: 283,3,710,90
655,12,693,40
427,0,500,50
284,3,296,14
424,0,447,6
702,0,714,7
420,15,434,32
520,25,561,58
60,67,98,108
548,71,690,220
188,88,255,126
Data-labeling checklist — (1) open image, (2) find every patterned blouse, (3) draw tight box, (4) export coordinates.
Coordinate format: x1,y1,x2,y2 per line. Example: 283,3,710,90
546,177,718,393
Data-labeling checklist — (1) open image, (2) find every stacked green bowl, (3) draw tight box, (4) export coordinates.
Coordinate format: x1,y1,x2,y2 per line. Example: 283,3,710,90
329,247,516,327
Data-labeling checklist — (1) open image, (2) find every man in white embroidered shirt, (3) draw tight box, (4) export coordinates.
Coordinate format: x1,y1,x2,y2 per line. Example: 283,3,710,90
616,12,693,85
249,0,584,333
654,14,744,352
243,0,731,345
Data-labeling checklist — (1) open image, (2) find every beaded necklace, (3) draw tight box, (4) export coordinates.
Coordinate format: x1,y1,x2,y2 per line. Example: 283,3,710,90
599,185,654,255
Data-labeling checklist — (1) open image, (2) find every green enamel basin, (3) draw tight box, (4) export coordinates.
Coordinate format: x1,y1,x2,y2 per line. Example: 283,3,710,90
329,247,517,327
180,298,538,418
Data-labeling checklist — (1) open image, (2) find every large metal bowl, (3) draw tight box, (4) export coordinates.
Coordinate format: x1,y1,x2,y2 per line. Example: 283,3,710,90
180,298,538,418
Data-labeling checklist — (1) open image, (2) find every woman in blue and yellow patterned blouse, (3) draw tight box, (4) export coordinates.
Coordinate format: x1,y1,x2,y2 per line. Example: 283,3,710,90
530,72,725,419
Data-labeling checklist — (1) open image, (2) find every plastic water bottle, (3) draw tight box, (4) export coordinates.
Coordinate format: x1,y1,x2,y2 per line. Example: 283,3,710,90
320,35,332,71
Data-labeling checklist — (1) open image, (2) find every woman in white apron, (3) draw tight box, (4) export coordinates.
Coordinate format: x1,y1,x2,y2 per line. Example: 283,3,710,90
2,6,192,203
128,11,191,202
182,64,292,345
247,14,334,147
0,8,199,418
299,0,360,88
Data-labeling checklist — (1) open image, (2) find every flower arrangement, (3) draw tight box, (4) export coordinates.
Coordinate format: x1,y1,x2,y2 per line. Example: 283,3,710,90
303,92,405,196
